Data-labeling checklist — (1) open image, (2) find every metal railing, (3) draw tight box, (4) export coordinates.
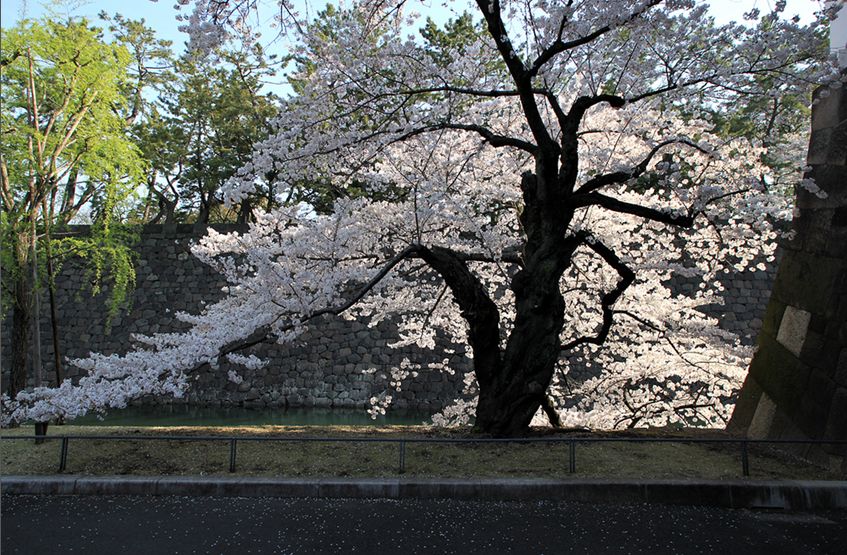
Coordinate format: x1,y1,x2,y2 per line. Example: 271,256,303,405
1,434,845,477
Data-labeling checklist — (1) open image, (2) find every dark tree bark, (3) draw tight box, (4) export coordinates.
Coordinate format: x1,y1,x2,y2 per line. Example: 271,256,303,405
149,191,178,225
43,215,63,387
8,233,32,398
419,155,582,435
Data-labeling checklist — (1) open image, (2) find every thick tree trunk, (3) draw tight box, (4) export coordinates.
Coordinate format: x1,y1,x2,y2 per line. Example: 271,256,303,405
473,260,570,435
475,163,576,435
236,198,253,224
421,164,577,436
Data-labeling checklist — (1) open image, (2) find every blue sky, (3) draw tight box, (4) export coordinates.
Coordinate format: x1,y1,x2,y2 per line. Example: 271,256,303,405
0,0,462,50
2,0,823,51
1,0,827,96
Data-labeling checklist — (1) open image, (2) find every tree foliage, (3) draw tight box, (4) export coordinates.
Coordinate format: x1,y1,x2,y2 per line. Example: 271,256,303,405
136,43,279,224
1,17,145,396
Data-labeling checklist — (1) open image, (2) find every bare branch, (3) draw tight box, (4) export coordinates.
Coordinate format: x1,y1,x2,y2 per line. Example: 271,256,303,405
419,284,448,340
614,310,709,372
410,246,524,267
401,122,538,154
394,85,526,98
0,154,13,211
475,0,555,149
566,93,626,125
474,0,528,78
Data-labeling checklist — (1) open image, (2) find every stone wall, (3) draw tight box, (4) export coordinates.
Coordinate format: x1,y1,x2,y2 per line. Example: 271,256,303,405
0,224,470,413
670,263,776,345
729,82,847,472
2,222,777,414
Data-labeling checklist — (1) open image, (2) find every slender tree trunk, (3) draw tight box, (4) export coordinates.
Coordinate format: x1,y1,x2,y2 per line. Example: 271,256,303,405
8,232,32,398
197,195,211,224
141,174,156,222
42,213,63,386
540,395,564,429
47,269,62,385
30,216,43,388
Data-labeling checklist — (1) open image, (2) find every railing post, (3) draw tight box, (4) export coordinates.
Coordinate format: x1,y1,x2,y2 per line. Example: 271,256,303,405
229,439,237,473
398,440,406,474
569,440,576,474
741,440,750,477
58,437,69,473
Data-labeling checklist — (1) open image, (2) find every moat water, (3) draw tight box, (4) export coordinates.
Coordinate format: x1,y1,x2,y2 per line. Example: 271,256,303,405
70,405,432,427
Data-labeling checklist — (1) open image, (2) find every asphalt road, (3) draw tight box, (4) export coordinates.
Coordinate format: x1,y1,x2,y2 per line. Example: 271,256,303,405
2,495,846,554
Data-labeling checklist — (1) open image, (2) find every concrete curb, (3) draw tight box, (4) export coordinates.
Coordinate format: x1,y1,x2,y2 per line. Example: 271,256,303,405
2,476,846,510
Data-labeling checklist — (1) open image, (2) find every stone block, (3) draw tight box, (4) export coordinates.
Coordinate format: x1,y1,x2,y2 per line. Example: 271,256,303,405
774,252,842,315
797,370,837,438
802,210,835,254
833,205,847,228
826,230,847,259
776,305,811,357
811,87,844,131
828,122,847,166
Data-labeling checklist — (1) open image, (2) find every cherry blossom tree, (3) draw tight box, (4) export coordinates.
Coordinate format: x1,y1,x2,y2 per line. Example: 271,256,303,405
3,1,840,435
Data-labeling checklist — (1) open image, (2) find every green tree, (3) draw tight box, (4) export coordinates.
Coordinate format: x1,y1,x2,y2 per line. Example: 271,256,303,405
1,18,144,398
149,45,278,224
100,11,174,125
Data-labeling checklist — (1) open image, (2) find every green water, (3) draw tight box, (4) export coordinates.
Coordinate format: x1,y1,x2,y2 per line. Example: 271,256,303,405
70,405,432,427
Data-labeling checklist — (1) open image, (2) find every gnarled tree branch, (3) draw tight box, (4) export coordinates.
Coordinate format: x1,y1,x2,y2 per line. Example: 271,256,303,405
574,192,696,227
206,243,424,364
575,138,709,195
418,244,503,388
560,233,635,351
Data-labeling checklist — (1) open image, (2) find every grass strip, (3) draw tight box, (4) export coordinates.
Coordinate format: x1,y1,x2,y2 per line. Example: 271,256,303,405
1,425,842,480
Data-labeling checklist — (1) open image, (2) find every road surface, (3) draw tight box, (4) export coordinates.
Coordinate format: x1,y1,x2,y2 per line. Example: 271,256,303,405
3,495,845,554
